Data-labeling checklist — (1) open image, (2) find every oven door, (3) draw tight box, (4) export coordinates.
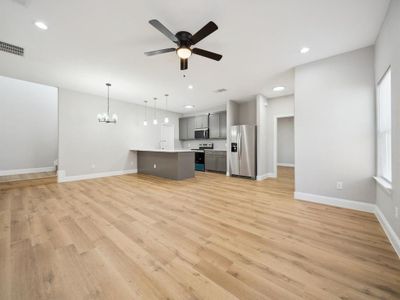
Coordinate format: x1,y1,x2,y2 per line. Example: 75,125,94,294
195,129,209,139
194,152,205,171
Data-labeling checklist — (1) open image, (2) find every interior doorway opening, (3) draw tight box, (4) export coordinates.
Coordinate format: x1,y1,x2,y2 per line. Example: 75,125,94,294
275,116,294,179
0,76,58,189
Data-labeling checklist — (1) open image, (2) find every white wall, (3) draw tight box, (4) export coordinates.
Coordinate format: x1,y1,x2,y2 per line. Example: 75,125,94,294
226,100,239,175
0,76,58,174
295,46,376,203
256,94,268,179
237,99,257,126
277,117,294,166
375,0,400,239
58,88,181,179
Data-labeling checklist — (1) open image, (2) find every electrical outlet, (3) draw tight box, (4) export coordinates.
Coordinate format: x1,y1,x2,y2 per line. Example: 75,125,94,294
153,164,157,169
395,207,399,219
91,164,96,169
336,181,343,190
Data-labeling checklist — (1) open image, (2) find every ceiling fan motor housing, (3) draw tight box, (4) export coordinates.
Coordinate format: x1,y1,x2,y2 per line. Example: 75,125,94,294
175,31,193,47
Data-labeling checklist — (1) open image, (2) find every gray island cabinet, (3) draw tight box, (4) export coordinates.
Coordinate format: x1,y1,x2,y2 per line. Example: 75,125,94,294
131,149,195,180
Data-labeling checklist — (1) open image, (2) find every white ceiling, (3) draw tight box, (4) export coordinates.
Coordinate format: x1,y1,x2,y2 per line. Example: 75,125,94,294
0,0,389,112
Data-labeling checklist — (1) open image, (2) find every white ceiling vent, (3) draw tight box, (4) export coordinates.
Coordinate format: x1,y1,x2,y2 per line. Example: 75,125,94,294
0,41,24,56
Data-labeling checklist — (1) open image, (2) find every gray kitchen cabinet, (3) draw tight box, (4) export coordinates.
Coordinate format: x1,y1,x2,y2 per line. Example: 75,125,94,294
179,117,196,140
179,118,188,140
205,150,227,173
187,117,196,139
208,111,227,139
219,111,227,138
205,153,217,170
216,155,227,172
209,113,220,139
195,115,209,129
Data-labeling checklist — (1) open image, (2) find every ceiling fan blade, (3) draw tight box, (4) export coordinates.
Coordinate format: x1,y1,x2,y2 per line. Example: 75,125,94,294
190,21,218,45
180,58,188,70
149,19,179,43
144,48,176,56
192,48,222,61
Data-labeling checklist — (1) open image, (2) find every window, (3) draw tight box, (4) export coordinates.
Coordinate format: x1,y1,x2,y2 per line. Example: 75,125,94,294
377,68,392,183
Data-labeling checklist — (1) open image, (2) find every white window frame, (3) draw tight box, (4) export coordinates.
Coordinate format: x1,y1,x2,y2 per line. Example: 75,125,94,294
376,67,392,186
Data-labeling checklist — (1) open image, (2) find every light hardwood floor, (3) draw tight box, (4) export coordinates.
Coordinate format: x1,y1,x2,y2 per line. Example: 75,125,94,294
0,171,57,191
0,167,399,299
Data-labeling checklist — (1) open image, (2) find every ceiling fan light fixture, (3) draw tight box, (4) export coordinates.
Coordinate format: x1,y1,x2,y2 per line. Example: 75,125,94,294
177,47,192,59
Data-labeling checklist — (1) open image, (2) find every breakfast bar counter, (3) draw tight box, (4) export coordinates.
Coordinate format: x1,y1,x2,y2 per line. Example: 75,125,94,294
131,149,195,180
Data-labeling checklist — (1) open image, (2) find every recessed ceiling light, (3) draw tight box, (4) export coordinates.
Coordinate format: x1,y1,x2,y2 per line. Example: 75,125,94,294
184,105,195,109
273,86,285,92
300,47,310,54
34,21,48,30
188,84,193,89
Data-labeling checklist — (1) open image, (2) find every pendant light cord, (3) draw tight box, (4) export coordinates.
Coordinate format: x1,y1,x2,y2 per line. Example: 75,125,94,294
107,84,110,116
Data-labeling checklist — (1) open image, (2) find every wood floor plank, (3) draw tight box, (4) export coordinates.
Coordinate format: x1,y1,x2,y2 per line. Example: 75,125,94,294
1,167,399,299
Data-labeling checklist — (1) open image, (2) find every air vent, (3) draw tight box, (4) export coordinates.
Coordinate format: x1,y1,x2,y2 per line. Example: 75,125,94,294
0,41,24,56
214,88,227,93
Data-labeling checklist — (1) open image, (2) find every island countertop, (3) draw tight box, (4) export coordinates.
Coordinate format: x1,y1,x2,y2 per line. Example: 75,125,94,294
130,149,193,153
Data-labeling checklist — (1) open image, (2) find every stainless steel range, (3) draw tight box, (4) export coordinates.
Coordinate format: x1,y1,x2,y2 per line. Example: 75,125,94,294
191,143,213,171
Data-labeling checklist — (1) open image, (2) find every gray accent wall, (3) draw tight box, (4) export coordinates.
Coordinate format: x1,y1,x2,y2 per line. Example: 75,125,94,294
375,0,400,238
0,76,58,173
295,46,376,203
58,88,182,178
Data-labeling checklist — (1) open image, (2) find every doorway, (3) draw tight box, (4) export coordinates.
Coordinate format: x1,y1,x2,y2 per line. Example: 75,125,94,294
0,76,58,188
274,116,294,178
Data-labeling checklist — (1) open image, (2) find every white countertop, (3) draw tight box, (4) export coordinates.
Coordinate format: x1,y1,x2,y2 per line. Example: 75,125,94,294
130,149,194,153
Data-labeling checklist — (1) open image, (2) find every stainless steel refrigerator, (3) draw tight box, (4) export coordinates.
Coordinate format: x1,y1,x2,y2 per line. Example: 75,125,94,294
229,125,256,178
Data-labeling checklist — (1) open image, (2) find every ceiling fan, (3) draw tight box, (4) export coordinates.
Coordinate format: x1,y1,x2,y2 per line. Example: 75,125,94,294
145,19,222,70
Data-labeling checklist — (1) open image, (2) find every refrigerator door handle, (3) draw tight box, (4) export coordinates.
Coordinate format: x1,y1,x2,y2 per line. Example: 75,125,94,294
238,130,242,161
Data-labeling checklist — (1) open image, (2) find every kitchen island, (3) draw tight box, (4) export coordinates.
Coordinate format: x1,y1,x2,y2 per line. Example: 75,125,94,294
131,149,194,180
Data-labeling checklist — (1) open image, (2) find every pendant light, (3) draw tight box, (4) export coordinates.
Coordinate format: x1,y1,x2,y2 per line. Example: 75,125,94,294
143,100,148,126
153,97,158,125
164,94,169,124
97,83,118,124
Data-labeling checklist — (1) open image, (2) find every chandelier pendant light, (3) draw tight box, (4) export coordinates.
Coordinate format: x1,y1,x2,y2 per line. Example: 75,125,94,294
143,100,148,126
164,94,169,124
97,83,118,124
153,97,158,125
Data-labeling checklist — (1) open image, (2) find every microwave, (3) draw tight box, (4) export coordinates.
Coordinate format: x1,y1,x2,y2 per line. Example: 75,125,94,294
194,128,209,139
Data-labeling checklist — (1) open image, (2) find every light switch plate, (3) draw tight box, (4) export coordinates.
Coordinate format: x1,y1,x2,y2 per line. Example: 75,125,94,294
336,181,343,190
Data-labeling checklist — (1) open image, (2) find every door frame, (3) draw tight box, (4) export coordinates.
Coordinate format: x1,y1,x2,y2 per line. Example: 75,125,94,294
273,114,294,177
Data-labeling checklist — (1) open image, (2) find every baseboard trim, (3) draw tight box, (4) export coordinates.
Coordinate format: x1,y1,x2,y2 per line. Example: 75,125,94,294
294,191,399,258
58,169,138,183
277,163,295,167
294,192,375,213
256,173,276,181
0,166,56,176
375,206,400,258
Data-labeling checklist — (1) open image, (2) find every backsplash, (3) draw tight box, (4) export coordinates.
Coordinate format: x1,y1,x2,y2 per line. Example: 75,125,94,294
182,139,227,150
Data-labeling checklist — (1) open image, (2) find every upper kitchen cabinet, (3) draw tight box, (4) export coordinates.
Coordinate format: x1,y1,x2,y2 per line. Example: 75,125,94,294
195,115,209,129
209,111,227,139
179,111,226,140
179,117,188,140
187,117,196,140
179,117,196,140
